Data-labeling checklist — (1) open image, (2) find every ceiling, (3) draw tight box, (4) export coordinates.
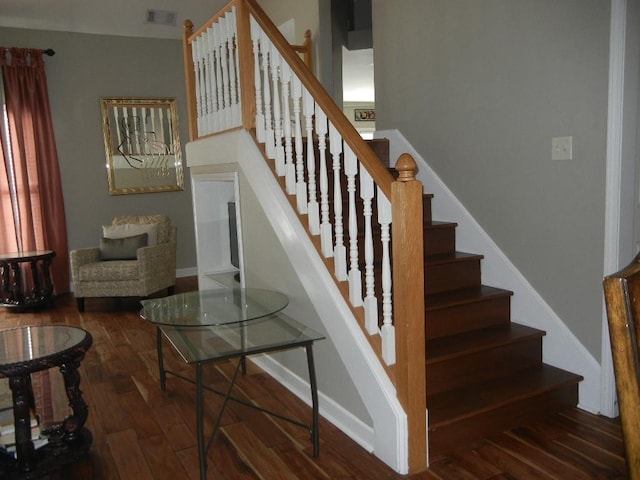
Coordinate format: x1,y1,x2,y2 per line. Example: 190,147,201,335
0,0,375,103
0,0,227,40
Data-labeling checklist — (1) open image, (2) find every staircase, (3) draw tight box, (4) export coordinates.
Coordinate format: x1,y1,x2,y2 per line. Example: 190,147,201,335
346,139,583,456
182,1,583,467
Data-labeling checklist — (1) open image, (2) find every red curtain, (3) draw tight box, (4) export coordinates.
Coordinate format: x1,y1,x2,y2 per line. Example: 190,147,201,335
0,47,69,294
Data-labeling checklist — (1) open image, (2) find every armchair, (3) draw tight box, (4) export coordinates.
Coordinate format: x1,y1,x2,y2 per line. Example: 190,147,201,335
70,214,177,312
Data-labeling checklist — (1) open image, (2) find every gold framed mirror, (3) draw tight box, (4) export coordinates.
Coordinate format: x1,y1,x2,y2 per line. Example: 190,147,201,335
100,97,184,195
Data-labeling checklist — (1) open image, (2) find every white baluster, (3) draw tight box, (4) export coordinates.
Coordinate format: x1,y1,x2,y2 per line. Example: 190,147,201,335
191,38,203,135
315,109,331,253
361,166,378,334
378,190,394,365
232,8,242,126
280,61,294,185
223,15,234,126
250,18,265,142
260,30,274,158
205,27,216,134
329,122,346,278
227,8,240,127
207,26,219,133
270,45,284,177
305,94,319,232
297,89,313,212
214,25,225,131
345,144,362,306
291,76,303,191
218,20,231,128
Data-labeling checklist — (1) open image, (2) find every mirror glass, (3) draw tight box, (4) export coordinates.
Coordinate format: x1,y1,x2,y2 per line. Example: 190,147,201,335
100,97,184,195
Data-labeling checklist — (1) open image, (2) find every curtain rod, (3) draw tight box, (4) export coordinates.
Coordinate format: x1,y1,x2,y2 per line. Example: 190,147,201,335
0,47,55,56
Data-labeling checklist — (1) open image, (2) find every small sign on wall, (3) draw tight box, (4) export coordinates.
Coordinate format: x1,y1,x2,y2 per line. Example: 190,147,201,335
354,109,376,121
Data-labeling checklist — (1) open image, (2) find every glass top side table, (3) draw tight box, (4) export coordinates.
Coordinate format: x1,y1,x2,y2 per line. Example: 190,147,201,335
161,313,325,363
0,250,56,311
0,325,92,479
140,289,324,480
140,287,289,326
0,325,88,370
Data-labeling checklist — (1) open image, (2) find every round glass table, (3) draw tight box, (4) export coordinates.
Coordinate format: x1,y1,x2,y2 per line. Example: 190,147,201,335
0,325,92,478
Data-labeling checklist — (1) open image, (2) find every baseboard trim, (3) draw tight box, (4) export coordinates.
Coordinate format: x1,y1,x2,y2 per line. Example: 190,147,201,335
250,352,376,453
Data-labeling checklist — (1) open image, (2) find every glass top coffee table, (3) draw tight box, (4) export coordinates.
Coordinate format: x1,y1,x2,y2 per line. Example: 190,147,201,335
140,288,324,480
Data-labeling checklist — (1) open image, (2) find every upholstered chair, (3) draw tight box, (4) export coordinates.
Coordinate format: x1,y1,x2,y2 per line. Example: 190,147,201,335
70,214,176,312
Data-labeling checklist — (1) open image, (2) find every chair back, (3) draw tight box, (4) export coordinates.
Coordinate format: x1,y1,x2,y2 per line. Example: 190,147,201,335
111,214,175,244
603,253,640,479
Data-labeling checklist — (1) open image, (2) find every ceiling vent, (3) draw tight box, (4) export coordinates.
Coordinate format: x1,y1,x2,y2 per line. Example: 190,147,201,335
145,9,177,26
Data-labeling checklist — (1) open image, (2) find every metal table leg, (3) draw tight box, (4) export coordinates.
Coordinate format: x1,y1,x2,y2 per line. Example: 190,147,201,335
196,359,243,480
306,344,320,457
157,327,167,391
196,363,206,480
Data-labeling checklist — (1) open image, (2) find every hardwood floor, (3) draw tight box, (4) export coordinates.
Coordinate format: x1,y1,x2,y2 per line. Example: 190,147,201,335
0,278,628,479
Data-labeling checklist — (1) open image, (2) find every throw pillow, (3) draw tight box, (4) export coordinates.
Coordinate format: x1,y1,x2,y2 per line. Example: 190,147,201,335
102,223,158,246
99,233,148,260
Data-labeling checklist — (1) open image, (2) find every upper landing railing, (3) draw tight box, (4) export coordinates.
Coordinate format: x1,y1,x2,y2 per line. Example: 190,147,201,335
182,0,426,471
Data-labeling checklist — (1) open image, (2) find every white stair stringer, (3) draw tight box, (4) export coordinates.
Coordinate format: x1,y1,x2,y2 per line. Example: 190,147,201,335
186,129,411,474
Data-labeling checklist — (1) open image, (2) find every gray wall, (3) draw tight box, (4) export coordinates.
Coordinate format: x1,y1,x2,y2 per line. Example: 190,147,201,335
0,27,196,275
372,0,611,359
237,167,371,425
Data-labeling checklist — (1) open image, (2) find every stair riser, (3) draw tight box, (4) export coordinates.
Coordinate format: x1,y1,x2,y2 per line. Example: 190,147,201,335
425,227,456,256
425,260,481,295
426,340,542,396
428,384,579,456
364,258,486,306
426,296,511,339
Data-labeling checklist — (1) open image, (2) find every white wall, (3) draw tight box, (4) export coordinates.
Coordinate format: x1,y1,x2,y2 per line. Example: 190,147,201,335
258,0,321,76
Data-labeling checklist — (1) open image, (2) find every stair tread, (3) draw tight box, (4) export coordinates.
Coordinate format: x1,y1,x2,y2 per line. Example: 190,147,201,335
428,364,583,427
426,285,512,310
426,323,544,362
426,251,484,265
425,221,457,229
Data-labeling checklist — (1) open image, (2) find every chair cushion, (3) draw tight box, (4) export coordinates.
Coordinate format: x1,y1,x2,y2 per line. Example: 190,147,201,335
103,223,158,246
99,233,148,260
78,260,139,282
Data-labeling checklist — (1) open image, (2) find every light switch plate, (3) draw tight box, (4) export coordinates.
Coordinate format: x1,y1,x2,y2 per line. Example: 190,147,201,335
552,136,573,161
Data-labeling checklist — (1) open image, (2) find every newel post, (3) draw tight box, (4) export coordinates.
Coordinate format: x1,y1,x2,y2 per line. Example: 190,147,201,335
182,20,197,141
236,0,256,131
391,153,427,472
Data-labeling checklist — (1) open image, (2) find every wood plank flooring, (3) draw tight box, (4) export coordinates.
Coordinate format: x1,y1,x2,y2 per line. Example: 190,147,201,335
0,278,628,479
